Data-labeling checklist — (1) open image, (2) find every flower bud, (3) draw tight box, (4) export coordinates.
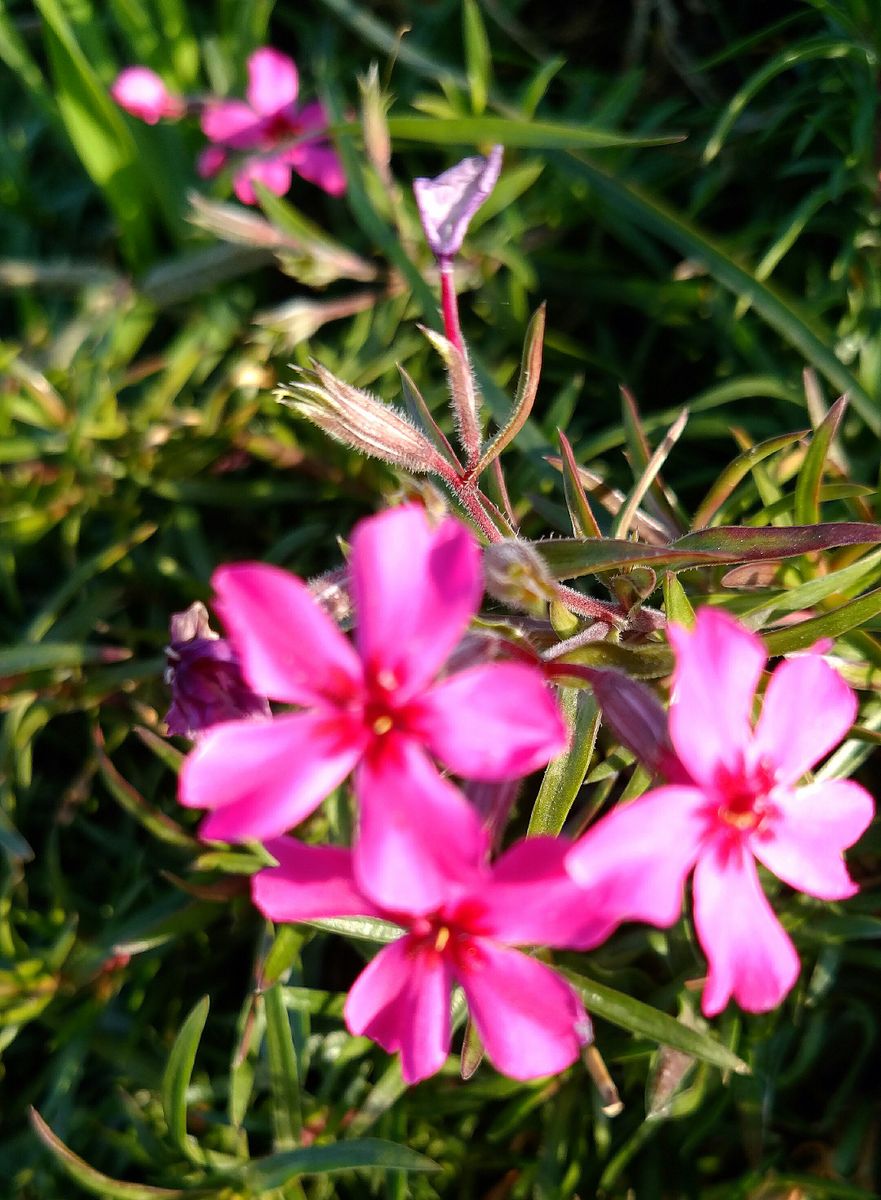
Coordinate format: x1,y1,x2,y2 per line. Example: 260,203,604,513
484,540,557,616
110,67,185,125
413,145,503,261
164,602,270,738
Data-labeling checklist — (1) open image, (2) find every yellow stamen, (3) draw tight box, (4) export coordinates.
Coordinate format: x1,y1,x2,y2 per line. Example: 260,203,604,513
434,927,450,952
372,715,393,735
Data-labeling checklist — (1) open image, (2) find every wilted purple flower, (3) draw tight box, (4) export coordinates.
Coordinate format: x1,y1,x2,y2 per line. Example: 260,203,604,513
164,601,270,738
413,145,503,261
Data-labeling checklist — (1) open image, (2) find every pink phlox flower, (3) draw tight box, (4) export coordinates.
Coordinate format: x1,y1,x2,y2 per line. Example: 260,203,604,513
179,504,568,911
164,601,270,739
253,832,605,1083
199,47,345,203
413,145,503,261
111,67,185,124
566,607,874,1017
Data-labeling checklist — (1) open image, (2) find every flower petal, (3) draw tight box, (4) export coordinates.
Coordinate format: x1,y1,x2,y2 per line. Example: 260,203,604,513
246,47,299,115
201,100,263,149
752,655,857,783
751,779,873,900
179,711,365,842
456,836,612,949
693,839,800,1017
212,562,363,706
233,155,293,205
197,145,228,178
289,143,346,196
668,608,766,785
344,938,452,1084
354,736,487,916
110,67,183,124
566,786,707,935
252,838,382,921
457,942,589,1080
350,505,482,699
411,663,568,780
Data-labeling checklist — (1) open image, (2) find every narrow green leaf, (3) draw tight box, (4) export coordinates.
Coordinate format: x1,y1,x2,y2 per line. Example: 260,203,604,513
133,726,184,773
612,408,688,539
528,690,600,835
307,916,404,943
95,736,197,851
462,0,491,115
385,115,683,150
264,981,302,1147
235,1139,437,1188
561,970,750,1075
477,304,545,472
741,547,881,626
794,395,848,526
557,429,602,538
692,431,808,529
161,995,210,1160
763,586,881,654
0,643,130,675
29,1109,186,1199
662,573,695,627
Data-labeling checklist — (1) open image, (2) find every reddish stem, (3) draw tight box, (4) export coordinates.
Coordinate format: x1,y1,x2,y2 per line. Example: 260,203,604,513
439,259,464,353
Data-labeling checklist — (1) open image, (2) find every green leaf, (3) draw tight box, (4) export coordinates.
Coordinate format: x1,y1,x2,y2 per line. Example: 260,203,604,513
537,523,881,579
763,585,881,654
227,1139,438,1189
692,431,808,529
560,970,750,1075
462,0,491,115
662,572,695,627
95,735,197,851
264,980,302,1146
307,916,404,943
161,995,210,1160
0,642,130,675
29,1109,186,1199
528,690,600,835
794,395,848,526
557,429,602,538
477,304,545,472
385,115,683,150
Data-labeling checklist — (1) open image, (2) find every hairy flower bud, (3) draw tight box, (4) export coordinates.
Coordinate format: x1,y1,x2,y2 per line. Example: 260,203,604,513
164,602,270,738
484,540,558,616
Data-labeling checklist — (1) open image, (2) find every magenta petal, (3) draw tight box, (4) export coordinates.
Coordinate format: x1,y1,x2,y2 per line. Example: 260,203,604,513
693,840,800,1017
201,100,263,149
466,836,614,949
413,663,568,780
752,655,857,783
751,779,873,900
197,145,228,178
212,563,363,706
355,736,488,915
351,506,482,698
457,942,588,1080
179,711,365,842
252,839,382,922
289,144,346,196
668,608,766,785
566,786,707,934
344,938,453,1084
246,47,299,115
233,155,293,205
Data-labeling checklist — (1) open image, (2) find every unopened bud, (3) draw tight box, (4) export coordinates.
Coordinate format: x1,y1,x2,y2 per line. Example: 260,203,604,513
484,540,557,615
413,145,503,261
111,67,185,124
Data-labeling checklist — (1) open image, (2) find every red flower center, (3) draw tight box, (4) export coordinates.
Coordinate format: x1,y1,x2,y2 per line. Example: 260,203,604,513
714,756,777,833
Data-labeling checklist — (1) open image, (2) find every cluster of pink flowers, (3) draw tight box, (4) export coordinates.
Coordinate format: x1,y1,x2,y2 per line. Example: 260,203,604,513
111,47,345,204
169,504,873,1084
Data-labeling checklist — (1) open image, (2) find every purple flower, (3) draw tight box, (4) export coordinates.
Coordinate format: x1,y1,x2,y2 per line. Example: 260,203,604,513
413,145,503,261
164,602,270,739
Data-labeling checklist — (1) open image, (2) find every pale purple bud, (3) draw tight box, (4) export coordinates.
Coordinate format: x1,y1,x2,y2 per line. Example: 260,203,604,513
587,668,691,783
413,145,503,260
164,602,270,738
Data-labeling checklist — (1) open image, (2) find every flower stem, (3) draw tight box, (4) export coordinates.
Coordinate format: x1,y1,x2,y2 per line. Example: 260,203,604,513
440,259,464,354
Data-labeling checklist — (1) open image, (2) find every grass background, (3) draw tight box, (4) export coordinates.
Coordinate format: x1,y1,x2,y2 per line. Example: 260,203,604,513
2,0,881,1195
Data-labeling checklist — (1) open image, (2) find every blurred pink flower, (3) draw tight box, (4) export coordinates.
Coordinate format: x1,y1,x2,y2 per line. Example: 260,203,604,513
199,47,345,204
179,505,567,910
253,834,599,1083
566,608,873,1017
111,66,185,124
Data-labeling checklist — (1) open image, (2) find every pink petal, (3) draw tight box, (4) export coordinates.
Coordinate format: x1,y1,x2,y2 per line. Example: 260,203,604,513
667,608,766,785
252,838,383,921
693,839,800,1016
200,100,263,149
197,145,228,178
752,655,857,783
350,506,482,699
179,711,365,842
751,779,873,900
246,47,299,115
294,99,329,133
411,662,568,779
233,155,293,205
289,144,346,196
110,67,183,124
354,735,487,916
212,563,363,706
413,145,503,260
344,938,453,1084
461,836,616,949
566,786,707,934
456,942,588,1080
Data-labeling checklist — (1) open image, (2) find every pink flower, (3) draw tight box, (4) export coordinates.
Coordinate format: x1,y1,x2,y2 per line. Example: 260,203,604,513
111,67,185,124
413,146,503,261
253,834,601,1083
566,608,874,1017
179,505,568,910
199,47,345,204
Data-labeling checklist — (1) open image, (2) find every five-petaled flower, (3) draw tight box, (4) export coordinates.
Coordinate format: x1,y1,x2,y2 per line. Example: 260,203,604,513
179,504,568,910
566,608,874,1016
199,47,345,204
253,832,603,1083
